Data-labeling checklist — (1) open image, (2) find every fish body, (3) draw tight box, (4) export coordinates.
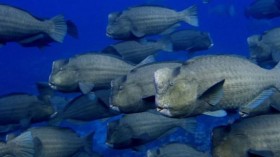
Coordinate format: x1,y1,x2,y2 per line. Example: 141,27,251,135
0,4,67,45
103,39,171,64
245,0,280,19
49,53,135,93
0,93,54,128
106,5,198,39
169,29,213,52
106,111,195,149
110,62,181,113
248,27,280,64
28,126,93,157
154,55,280,117
213,114,280,157
147,143,209,157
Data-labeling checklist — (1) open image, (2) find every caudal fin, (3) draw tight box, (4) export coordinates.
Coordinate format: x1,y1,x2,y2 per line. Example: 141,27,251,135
158,36,173,52
180,117,197,134
48,15,67,43
272,61,280,90
180,5,198,27
7,131,34,157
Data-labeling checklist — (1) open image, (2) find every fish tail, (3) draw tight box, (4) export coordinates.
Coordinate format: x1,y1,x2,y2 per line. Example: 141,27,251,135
180,117,197,134
46,15,67,43
180,5,198,27
66,20,79,39
7,131,35,157
83,132,94,154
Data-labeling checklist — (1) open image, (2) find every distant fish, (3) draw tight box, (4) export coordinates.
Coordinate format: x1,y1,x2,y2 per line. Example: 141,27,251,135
245,0,280,19
110,62,181,113
106,5,198,39
0,4,67,46
106,111,196,149
19,20,78,48
0,93,54,133
0,131,34,157
26,126,94,157
147,143,209,157
248,27,280,64
50,92,119,124
49,53,154,94
154,55,280,117
213,114,280,157
169,29,213,52
102,38,172,64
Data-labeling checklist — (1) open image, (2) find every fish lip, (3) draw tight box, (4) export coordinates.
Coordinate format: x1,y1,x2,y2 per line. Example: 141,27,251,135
48,82,58,89
106,142,115,148
156,105,173,117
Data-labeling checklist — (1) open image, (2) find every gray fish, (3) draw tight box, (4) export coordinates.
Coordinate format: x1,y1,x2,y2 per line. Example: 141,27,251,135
27,126,93,157
102,39,172,64
248,27,280,64
169,29,213,52
110,62,181,113
106,5,198,39
245,0,280,19
51,92,119,123
0,93,54,132
212,114,280,157
0,4,67,46
154,55,280,117
49,53,153,94
106,111,196,149
0,131,34,157
147,143,209,157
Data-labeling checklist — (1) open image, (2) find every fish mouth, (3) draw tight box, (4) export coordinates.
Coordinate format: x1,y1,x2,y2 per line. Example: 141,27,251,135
156,105,173,117
106,142,115,148
48,82,58,90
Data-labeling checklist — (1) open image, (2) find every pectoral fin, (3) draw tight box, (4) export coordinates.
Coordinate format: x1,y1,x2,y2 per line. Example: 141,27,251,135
203,110,227,117
239,88,276,117
199,80,225,106
248,149,274,157
79,82,95,94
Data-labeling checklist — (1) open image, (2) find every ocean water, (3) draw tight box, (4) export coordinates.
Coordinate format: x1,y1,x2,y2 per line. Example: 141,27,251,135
0,0,279,156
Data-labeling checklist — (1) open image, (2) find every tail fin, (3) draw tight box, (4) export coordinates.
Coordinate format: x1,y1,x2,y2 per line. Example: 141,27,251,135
272,61,280,90
158,36,173,52
83,132,94,154
66,20,79,39
180,117,197,134
180,5,198,27
7,131,34,157
47,15,67,43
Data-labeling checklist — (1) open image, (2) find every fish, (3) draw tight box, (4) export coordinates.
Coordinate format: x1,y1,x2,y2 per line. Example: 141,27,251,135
154,55,280,117
110,62,181,113
248,27,280,64
50,92,119,124
0,4,67,46
25,126,94,157
49,53,154,94
245,0,280,19
106,5,198,39
212,114,280,157
0,131,34,157
102,38,172,64
169,29,213,52
0,93,54,133
147,143,209,157
19,20,78,48
106,111,196,149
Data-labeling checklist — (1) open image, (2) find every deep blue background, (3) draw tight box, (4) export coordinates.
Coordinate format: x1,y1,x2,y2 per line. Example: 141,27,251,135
0,0,280,156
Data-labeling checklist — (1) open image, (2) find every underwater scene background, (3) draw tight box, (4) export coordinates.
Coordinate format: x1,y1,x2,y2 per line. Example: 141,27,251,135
1,0,280,156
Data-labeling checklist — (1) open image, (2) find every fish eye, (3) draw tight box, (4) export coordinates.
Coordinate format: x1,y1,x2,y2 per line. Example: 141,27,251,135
119,86,124,91
169,80,174,86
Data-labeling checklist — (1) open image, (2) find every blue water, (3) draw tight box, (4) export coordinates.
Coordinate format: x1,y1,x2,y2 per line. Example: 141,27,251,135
0,0,279,156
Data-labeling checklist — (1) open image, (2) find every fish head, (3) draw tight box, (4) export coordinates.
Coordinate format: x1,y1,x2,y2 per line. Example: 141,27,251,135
106,15,133,39
32,101,55,121
247,35,272,62
110,76,143,113
49,59,79,92
106,120,133,148
154,67,199,117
